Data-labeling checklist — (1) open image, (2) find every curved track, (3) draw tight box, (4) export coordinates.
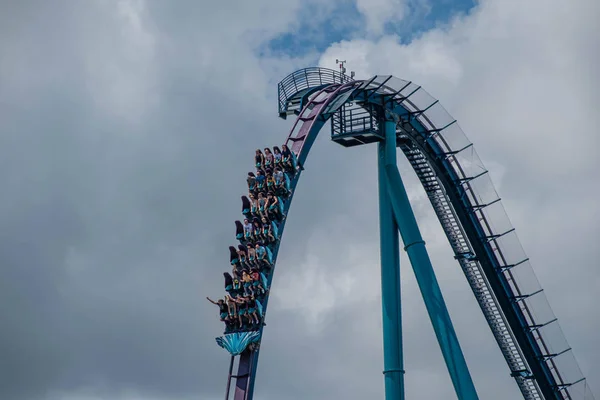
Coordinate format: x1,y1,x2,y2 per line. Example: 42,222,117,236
215,68,594,400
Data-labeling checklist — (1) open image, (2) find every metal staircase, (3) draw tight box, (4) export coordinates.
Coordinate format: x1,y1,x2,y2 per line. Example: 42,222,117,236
400,144,543,400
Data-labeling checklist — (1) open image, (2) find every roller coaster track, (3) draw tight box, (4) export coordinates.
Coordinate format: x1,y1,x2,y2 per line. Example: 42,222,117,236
214,68,594,400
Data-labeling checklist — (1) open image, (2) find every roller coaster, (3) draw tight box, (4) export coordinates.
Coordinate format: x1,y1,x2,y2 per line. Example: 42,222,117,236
210,67,595,400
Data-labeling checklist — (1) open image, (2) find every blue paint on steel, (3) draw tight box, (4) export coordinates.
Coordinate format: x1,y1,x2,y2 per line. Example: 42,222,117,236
295,84,359,168
384,160,479,400
381,98,560,398
222,71,591,399
243,117,329,400
378,119,405,400
216,332,261,356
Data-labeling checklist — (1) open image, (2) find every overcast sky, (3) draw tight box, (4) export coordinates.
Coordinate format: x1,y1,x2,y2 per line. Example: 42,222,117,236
0,0,598,399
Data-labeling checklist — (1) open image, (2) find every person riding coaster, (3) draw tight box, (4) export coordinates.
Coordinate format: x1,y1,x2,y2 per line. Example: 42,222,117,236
254,149,265,169
246,295,262,326
246,172,256,194
243,218,253,241
265,169,275,191
255,170,266,192
257,192,267,217
266,192,283,221
231,270,242,292
254,242,272,270
247,246,257,267
252,218,262,241
237,244,249,269
280,144,298,173
259,217,277,244
273,146,282,167
241,270,254,296
233,294,262,329
206,297,229,322
249,194,259,217
264,148,274,169
272,168,289,197
250,267,268,295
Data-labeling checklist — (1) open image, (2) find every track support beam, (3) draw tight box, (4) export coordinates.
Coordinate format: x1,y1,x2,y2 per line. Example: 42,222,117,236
378,119,405,400
382,119,480,400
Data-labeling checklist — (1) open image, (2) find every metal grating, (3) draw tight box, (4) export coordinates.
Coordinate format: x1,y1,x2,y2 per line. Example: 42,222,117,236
400,142,543,400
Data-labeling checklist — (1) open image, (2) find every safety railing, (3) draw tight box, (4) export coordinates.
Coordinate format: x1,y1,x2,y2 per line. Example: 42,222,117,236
277,67,353,116
407,85,593,400
331,103,378,138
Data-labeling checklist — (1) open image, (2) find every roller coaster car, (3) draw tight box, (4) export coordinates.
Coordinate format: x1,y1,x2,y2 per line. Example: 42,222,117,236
280,153,297,174
251,216,261,226
229,246,239,265
271,196,285,220
270,221,279,239
272,177,291,198
279,196,285,214
265,246,274,264
241,196,251,217
235,220,244,241
225,323,260,335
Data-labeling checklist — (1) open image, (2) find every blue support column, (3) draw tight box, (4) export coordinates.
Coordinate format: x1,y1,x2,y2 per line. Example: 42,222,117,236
378,119,405,400
382,118,479,400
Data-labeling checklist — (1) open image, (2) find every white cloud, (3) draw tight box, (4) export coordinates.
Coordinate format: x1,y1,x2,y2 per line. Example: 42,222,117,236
0,0,598,399
311,0,599,397
356,0,408,35
82,0,159,123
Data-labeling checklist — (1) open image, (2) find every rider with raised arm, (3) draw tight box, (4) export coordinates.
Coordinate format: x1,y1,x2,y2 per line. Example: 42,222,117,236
207,297,229,322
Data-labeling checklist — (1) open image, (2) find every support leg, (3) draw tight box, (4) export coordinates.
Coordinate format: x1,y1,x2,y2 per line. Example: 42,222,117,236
382,119,479,400
378,121,405,400
225,356,234,400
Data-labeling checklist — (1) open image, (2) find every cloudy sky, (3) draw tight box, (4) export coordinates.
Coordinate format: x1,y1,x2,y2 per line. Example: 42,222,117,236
0,0,598,399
